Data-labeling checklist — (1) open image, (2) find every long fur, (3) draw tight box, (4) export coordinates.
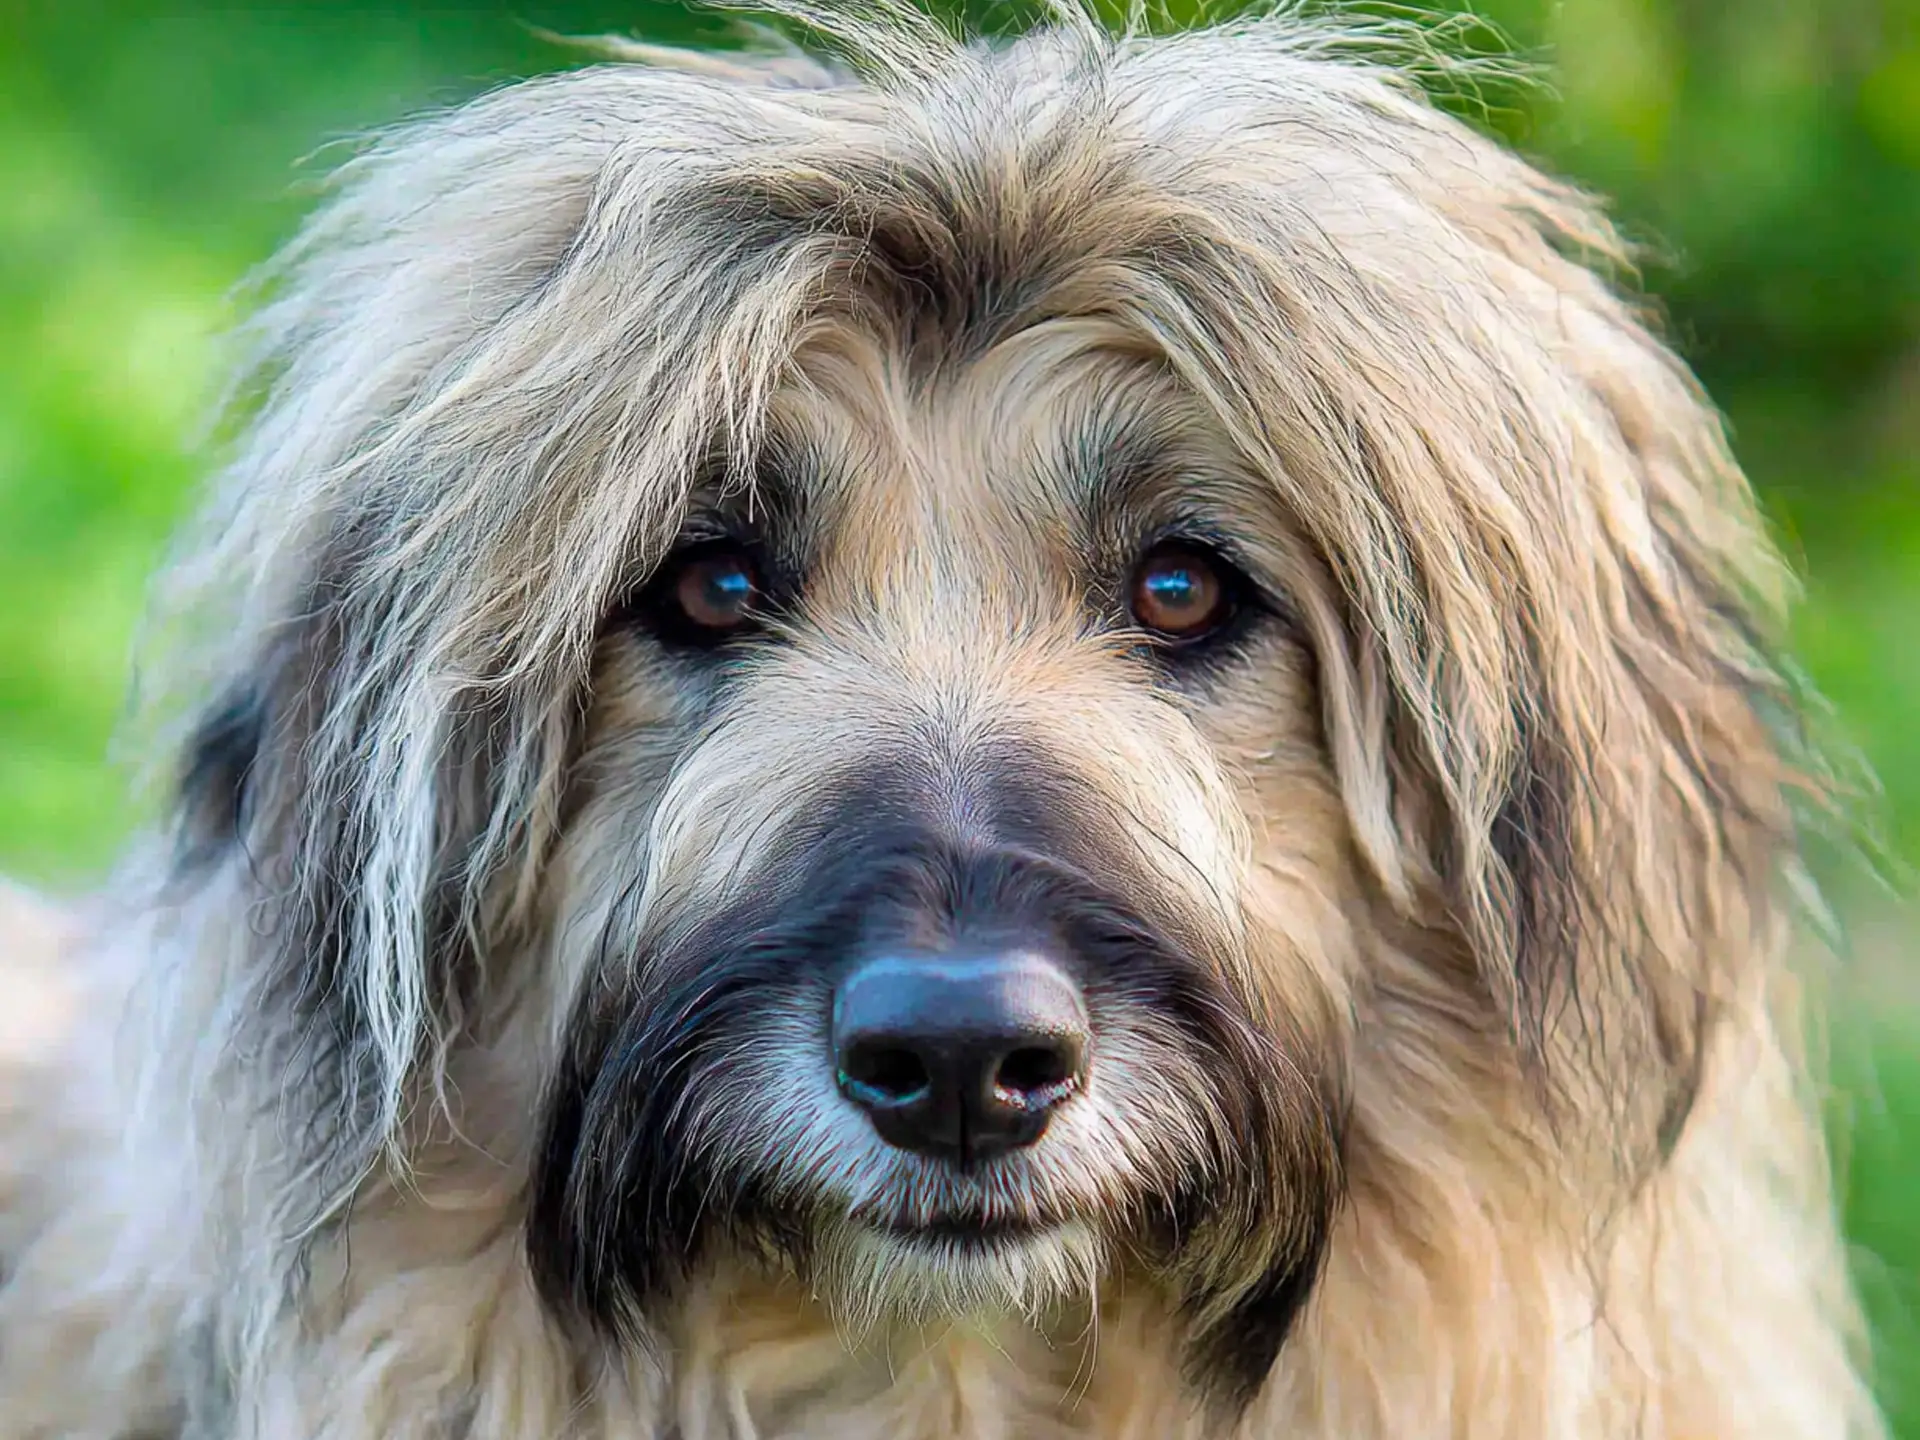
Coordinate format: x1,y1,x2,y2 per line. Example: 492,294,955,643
0,4,1886,1436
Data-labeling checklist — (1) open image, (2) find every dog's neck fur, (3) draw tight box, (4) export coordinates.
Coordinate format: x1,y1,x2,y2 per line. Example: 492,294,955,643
654,1270,1201,1440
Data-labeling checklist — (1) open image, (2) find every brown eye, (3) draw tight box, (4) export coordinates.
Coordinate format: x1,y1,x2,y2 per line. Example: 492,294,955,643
614,540,766,648
1128,543,1235,643
670,546,761,634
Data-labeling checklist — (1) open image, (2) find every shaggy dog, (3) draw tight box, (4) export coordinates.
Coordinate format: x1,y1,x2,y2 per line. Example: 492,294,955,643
0,5,1888,1437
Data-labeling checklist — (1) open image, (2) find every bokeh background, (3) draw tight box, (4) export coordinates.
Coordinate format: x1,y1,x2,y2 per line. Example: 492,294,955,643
2,0,1914,1426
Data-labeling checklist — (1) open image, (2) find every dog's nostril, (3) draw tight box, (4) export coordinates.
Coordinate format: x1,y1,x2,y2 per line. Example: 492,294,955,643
994,1043,1079,1102
840,1040,931,1104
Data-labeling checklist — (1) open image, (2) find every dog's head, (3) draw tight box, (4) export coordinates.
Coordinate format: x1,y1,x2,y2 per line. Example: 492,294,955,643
522,339,1355,1397
162,4,1806,1408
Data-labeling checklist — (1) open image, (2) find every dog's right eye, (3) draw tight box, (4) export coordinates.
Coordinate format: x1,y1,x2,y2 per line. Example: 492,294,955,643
619,541,766,648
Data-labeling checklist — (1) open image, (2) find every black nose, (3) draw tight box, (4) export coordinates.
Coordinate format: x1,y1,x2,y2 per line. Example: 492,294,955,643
832,952,1090,1164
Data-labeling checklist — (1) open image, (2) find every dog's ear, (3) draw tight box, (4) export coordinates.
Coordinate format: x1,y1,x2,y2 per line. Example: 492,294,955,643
1122,39,1811,1158
157,47,826,1218
169,544,570,1208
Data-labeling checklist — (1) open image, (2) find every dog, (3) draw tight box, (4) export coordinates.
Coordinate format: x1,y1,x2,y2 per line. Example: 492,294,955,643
0,5,1888,1437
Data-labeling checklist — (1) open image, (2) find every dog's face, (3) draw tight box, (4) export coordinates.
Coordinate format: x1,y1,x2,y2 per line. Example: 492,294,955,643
162,9,1796,1419
529,332,1349,1396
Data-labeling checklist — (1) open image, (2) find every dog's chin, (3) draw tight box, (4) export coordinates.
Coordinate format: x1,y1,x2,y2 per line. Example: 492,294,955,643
806,1211,1106,1336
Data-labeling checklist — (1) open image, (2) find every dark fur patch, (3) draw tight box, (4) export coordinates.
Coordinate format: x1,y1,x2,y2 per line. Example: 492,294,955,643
1190,1237,1334,1411
175,680,267,865
1487,677,1583,1067
684,123,1163,365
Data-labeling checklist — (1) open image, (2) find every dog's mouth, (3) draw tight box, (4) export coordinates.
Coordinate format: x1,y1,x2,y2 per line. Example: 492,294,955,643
865,1213,1052,1247
843,1193,1071,1251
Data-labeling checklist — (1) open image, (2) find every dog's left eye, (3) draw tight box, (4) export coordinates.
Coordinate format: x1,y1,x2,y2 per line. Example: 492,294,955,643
1128,542,1239,644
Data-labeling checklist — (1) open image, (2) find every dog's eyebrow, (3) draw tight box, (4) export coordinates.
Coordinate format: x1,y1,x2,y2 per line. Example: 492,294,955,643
678,432,830,581
693,429,818,518
1058,404,1178,518
1053,403,1241,563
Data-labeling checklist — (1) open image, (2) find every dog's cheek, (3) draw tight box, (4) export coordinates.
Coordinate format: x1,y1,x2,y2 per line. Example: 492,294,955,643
525,928,835,1340
525,987,723,1339
1184,1230,1335,1414
1090,977,1345,1411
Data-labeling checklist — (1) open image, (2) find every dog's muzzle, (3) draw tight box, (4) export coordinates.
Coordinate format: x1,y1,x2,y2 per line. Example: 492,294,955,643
832,949,1090,1165
530,782,1343,1408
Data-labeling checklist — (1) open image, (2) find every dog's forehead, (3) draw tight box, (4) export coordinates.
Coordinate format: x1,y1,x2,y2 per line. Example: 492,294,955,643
759,319,1246,593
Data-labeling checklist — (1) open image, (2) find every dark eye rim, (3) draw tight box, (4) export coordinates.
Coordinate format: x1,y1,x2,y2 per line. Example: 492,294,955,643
1125,535,1258,651
609,536,772,651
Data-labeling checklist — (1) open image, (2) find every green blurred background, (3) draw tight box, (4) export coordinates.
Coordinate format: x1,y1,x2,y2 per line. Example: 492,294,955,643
1,0,1914,1426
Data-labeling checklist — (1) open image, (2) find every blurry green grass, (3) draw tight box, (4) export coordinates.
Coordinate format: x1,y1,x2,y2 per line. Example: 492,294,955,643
1,1,1914,1427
